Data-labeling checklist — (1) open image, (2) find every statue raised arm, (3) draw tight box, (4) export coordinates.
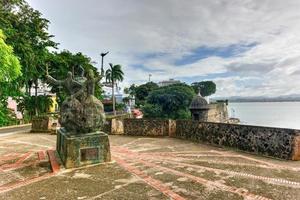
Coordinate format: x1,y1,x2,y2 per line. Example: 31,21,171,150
46,65,83,95
45,65,64,85
46,74,64,86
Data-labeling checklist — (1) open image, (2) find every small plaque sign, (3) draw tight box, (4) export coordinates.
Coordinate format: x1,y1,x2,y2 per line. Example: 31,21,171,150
81,148,99,162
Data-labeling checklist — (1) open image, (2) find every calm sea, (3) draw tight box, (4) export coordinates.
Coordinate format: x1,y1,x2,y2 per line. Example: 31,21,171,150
228,102,300,130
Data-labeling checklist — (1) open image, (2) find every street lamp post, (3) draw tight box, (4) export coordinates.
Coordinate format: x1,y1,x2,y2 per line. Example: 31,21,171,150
100,51,109,76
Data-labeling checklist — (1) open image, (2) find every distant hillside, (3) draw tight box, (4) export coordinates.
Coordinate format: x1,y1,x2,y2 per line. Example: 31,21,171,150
212,94,300,102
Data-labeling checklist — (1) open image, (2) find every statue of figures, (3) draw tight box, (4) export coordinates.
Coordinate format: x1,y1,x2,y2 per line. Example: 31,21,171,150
46,65,105,134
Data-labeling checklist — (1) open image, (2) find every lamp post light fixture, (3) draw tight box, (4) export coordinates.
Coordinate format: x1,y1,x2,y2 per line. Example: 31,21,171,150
100,51,109,76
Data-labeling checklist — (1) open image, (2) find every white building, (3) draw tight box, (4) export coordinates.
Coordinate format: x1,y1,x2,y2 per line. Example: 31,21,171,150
29,79,54,96
158,79,181,87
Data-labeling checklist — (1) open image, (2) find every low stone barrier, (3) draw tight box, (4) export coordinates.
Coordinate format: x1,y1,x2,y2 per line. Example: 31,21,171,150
31,116,51,133
123,119,174,136
175,120,300,160
108,118,300,160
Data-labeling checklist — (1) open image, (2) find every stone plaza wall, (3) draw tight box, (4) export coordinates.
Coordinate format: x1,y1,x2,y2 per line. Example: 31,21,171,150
107,118,300,160
123,119,173,136
175,120,300,160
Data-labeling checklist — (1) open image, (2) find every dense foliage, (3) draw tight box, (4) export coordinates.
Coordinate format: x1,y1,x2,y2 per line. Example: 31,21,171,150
17,95,53,117
0,27,22,126
143,83,195,119
0,106,17,126
124,84,136,99
0,0,56,120
0,0,107,124
0,0,56,95
0,81,23,126
47,51,104,104
191,81,216,97
134,82,158,106
0,29,21,82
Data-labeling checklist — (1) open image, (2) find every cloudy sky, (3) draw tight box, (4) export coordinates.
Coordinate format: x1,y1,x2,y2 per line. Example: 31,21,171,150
26,0,300,97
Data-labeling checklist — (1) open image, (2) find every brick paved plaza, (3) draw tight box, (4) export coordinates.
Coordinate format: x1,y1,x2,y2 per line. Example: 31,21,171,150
0,132,300,200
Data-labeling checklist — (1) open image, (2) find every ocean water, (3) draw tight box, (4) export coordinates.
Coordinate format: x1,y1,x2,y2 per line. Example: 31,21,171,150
227,102,300,130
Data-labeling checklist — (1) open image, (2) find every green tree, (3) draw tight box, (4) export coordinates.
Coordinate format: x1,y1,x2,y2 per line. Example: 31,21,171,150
0,29,22,126
122,96,130,104
135,82,158,106
191,81,216,97
1,0,56,117
0,106,17,127
46,51,104,105
142,103,163,118
105,63,124,115
0,29,21,82
143,83,195,119
127,84,137,97
0,0,56,95
18,95,53,117
123,84,136,104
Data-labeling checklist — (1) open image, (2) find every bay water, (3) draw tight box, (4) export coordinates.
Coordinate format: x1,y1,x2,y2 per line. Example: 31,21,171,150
228,102,300,130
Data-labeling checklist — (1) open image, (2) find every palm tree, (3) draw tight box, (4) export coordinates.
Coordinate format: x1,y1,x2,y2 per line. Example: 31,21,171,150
105,63,124,115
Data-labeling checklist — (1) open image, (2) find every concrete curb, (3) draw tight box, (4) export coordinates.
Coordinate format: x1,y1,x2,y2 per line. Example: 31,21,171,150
0,123,31,130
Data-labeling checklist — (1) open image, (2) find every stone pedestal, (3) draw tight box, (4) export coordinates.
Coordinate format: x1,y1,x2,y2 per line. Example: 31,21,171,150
57,128,111,168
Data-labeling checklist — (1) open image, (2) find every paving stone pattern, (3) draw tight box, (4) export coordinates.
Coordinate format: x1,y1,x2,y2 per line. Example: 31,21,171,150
1,134,300,199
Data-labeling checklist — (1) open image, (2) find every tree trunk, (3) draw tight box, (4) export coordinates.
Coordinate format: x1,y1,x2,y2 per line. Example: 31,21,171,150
112,80,116,115
34,79,38,116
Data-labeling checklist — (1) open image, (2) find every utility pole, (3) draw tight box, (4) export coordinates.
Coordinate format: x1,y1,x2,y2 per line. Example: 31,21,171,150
100,51,109,76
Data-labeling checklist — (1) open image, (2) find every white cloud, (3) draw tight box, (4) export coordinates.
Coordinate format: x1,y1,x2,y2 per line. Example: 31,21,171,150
26,0,300,97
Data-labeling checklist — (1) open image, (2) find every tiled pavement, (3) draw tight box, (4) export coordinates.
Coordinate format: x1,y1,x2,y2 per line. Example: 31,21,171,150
0,133,300,199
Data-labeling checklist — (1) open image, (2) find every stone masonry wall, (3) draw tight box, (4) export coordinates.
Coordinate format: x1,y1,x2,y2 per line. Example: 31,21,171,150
109,118,300,160
207,103,228,123
123,119,171,136
175,120,300,160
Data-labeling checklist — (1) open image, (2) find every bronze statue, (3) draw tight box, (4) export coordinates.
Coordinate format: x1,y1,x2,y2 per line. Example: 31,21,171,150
46,66,105,134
